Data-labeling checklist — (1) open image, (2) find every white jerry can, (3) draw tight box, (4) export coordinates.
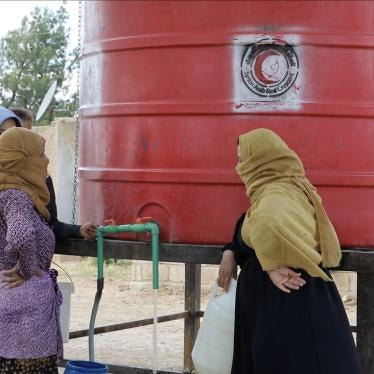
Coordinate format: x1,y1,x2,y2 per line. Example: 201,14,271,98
58,282,75,343
192,278,236,374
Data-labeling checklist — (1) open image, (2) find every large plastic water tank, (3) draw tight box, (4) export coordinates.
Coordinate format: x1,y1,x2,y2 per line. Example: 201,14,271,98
80,1,374,246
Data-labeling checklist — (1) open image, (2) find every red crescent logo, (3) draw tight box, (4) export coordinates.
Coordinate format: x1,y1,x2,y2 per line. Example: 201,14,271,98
253,50,280,84
241,38,299,97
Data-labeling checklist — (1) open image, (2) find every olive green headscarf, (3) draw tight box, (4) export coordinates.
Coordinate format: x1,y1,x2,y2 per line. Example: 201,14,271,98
236,128,341,281
0,127,50,220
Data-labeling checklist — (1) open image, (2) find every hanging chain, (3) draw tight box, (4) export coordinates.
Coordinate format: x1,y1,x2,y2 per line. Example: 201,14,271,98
72,0,82,224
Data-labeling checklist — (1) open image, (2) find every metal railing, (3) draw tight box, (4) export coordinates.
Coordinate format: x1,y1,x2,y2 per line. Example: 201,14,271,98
56,239,374,374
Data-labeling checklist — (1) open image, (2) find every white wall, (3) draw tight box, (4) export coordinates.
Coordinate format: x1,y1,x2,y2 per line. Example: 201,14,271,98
34,117,79,224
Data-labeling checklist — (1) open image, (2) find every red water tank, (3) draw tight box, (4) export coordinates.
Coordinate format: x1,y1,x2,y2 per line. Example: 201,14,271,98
80,1,374,246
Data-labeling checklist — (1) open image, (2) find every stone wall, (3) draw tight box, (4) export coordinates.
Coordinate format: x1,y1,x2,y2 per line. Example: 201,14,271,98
127,261,356,297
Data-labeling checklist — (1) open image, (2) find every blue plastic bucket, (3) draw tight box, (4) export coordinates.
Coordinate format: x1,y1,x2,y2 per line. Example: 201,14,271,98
64,361,108,373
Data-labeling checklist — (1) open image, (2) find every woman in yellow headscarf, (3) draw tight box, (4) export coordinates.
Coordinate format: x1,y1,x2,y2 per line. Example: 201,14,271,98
0,127,62,373
218,129,361,374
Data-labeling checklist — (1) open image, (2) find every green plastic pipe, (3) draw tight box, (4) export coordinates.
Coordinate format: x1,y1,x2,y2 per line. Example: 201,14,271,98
89,222,160,362
96,222,159,289
96,230,104,280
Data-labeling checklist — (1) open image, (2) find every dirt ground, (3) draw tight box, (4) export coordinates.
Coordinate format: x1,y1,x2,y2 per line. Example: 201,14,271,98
58,259,357,372
59,259,205,372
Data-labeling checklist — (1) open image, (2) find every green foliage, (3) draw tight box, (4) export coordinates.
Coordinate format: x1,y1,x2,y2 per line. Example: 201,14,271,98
0,6,78,124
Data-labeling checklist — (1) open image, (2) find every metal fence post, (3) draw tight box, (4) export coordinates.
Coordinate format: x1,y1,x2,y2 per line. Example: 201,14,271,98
357,272,374,374
184,263,201,372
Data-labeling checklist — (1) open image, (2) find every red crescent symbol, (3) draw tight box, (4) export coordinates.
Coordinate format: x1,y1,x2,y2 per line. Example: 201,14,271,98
253,49,281,84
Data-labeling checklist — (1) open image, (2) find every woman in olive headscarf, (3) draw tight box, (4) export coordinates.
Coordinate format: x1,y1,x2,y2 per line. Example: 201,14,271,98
218,128,362,374
0,127,62,373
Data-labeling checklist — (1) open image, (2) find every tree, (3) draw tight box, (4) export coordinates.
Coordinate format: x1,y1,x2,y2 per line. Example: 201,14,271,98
0,6,77,124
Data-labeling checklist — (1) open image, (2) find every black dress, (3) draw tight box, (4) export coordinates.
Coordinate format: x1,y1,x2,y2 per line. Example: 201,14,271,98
224,214,362,374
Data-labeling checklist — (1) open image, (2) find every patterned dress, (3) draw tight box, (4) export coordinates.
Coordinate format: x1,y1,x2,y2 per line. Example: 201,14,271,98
0,189,62,372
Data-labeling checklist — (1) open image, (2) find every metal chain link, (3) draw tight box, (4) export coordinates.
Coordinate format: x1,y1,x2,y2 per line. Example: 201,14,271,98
72,0,82,224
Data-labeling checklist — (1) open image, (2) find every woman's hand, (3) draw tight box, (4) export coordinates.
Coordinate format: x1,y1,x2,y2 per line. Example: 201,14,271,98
0,266,25,288
267,266,306,293
79,222,99,240
218,250,237,292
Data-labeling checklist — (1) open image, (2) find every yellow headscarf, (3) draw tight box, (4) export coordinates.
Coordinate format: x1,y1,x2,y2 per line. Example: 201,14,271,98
0,127,50,220
236,128,341,281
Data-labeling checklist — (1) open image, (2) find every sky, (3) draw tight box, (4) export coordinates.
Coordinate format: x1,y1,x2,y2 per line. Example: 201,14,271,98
0,0,79,42
0,1,80,100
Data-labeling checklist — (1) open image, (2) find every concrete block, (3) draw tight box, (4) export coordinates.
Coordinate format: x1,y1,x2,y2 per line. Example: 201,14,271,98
135,265,141,281
159,263,169,282
331,271,351,293
33,125,58,185
201,265,219,286
141,263,153,281
53,254,81,263
349,272,357,297
131,264,137,279
34,118,78,224
128,281,152,291
169,264,185,283
121,267,132,281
